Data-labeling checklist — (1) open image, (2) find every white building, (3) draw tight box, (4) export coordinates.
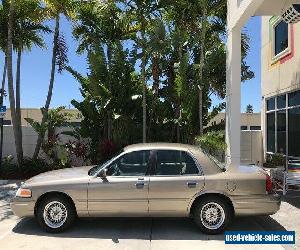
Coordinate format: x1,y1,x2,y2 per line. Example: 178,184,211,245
226,0,300,170
261,14,300,159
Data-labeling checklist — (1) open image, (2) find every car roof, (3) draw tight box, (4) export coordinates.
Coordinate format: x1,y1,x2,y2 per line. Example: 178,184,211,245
123,143,223,175
124,143,196,152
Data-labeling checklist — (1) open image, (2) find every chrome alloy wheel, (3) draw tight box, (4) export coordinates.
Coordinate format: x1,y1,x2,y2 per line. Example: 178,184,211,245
43,201,68,229
200,202,225,230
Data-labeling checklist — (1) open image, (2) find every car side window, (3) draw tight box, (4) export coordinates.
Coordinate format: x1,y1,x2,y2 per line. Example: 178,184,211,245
155,150,199,176
106,150,150,177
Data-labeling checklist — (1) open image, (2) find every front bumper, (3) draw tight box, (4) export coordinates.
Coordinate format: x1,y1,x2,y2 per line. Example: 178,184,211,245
10,197,36,218
232,193,281,216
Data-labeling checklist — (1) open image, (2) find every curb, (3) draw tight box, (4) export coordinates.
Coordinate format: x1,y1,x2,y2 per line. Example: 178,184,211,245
0,180,9,185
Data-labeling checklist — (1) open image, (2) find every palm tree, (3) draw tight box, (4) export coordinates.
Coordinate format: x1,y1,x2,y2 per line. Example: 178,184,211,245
33,0,77,160
14,1,51,155
0,2,7,102
73,0,135,141
6,0,24,166
124,0,159,143
246,104,254,114
1,0,50,166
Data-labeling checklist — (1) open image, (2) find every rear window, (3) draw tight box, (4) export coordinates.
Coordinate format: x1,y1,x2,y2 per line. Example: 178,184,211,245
155,150,200,176
190,148,225,175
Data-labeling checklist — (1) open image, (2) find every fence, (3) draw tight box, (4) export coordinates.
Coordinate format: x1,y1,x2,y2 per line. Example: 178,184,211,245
2,126,75,159
2,126,263,165
240,130,263,166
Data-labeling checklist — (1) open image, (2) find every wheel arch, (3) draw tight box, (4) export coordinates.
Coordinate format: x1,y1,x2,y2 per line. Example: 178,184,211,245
188,192,235,216
34,191,77,217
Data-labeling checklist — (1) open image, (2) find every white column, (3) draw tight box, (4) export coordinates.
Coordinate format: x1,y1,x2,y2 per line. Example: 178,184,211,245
226,27,241,171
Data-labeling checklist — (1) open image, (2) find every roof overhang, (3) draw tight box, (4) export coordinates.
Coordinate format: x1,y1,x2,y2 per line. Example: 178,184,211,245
254,0,300,16
228,0,300,30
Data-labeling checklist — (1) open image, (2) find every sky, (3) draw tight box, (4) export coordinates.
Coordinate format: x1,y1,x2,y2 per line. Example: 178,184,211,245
1,16,262,113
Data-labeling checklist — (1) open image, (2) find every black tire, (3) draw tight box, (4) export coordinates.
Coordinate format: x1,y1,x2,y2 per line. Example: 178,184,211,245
193,196,232,234
36,195,76,233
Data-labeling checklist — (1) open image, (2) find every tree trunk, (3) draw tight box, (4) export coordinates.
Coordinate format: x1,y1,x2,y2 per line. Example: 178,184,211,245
198,86,203,136
107,44,112,141
142,58,147,143
7,0,23,166
0,58,7,166
16,49,23,152
33,15,60,160
1,58,7,100
148,56,160,140
198,4,207,136
176,104,180,143
141,20,147,143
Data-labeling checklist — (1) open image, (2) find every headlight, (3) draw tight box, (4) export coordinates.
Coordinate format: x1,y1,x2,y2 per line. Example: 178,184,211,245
16,188,32,198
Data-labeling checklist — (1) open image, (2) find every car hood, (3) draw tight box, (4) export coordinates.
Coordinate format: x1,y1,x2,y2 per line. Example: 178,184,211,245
24,166,93,186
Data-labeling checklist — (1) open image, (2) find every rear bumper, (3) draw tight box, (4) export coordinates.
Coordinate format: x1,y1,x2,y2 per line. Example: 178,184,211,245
232,194,281,216
10,197,36,218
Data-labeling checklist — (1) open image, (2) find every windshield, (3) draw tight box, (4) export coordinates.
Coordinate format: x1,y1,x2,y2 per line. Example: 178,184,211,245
88,150,124,176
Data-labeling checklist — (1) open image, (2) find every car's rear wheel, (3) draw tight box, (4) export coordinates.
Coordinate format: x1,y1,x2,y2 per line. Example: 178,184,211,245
36,195,76,233
193,197,232,234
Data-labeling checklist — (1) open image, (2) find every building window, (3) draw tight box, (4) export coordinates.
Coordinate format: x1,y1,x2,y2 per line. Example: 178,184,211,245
267,113,275,152
274,21,289,56
267,97,275,111
288,108,300,157
3,120,11,125
241,126,248,130
266,89,300,157
277,94,286,109
277,110,286,154
288,90,300,107
250,126,261,131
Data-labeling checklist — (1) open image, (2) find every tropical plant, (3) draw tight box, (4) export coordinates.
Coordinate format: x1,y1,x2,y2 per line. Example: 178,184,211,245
5,0,24,166
246,104,254,113
195,131,226,161
14,0,51,146
263,153,286,168
122,0,161,143
67,41,142,163
26,106,73,166
0,0,50,166
73,0,134,141
25,106,73,142
33,0,78,160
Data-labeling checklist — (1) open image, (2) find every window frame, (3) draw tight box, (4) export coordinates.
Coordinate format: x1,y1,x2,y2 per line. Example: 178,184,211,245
271,17,291,63
151,149,204,177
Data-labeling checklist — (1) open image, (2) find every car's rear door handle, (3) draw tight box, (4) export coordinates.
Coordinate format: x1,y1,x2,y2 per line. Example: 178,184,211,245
187,182,198,188
135,182,145,189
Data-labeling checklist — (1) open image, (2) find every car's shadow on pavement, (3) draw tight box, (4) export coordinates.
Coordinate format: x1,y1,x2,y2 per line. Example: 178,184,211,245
12,216,287,241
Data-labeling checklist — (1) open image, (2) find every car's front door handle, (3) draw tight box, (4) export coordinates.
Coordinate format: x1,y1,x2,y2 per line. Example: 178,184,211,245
187,182,198,188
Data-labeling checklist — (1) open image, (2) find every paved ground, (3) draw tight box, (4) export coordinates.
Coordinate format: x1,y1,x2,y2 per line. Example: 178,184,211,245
0,182,299,250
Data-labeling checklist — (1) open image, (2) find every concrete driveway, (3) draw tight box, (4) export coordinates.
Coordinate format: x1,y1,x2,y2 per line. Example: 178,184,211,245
0,182,299,250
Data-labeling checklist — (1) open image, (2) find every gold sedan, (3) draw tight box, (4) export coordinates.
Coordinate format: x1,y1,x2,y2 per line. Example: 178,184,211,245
11,143,281,234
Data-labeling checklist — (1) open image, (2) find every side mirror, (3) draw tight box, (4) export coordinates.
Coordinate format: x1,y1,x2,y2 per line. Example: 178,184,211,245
98,168,107,178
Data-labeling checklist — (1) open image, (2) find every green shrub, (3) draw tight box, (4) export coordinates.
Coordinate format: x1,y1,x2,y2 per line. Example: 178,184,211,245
263,153,286,168
0,156,69,180
195,131,226,161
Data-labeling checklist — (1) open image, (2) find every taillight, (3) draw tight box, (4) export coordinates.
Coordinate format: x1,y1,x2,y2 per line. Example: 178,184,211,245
266,174,272,193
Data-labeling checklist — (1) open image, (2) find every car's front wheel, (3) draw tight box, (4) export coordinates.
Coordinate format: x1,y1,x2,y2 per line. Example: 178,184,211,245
36,195,76,233
193,196,232,234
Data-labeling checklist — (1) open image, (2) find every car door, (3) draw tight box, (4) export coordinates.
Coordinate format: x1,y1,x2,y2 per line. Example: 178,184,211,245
88,150,152,216
149,150,205,217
